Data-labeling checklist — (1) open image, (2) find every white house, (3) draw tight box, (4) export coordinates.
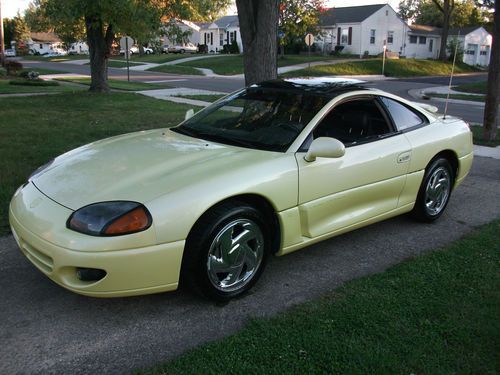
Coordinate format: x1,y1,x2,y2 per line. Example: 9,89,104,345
449,26,492,66
197,15,243,53
317,4,407,57
406,25,492,66
28,32,63,55
162,19,201,47
405,24,441,59
69,41,89,54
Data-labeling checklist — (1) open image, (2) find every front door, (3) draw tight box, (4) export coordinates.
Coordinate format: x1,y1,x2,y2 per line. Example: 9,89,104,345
295,97,412,238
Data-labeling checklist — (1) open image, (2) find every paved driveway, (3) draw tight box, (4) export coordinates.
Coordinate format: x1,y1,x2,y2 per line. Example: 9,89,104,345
1,157,499,374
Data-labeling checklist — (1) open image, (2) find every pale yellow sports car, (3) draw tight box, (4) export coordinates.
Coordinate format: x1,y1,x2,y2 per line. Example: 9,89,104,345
9,78,473,300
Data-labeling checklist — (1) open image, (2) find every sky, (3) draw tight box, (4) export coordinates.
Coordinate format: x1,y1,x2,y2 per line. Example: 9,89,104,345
2,0,400,19
2,0,31,18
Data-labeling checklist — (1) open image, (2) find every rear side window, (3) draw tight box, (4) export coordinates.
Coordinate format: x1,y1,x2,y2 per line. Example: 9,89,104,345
380,97,425,131
313,98,393,145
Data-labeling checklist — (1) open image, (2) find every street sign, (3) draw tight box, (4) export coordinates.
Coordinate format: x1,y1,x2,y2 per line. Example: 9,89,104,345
119,36,134,52
305,33,314,46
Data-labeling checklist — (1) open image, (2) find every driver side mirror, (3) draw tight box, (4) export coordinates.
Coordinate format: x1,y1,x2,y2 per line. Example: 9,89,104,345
304,137,345,162
185,109,195,120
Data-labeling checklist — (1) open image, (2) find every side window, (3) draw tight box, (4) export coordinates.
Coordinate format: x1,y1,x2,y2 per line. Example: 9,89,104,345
313,99,393,145
379,97,425,131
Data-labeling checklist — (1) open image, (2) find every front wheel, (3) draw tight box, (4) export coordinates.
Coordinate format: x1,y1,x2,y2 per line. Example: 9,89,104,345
412,157,454,222
182,202,269,301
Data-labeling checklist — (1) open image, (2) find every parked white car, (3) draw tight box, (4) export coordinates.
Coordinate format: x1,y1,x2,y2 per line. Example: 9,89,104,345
120,46,153,55
45,48,68,57
5,49,16,57
168,43,198,54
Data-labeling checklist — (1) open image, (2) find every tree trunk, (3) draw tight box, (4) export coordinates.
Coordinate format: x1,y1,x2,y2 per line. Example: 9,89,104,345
236,0,279,85
483,0,499,141
85,16,113,93
432,0,454,61
439,4,450,61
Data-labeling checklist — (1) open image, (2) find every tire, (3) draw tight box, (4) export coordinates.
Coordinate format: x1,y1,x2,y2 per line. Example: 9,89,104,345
412,157,454,222
182,201,270,301
180,49,185,54
146,50,151,55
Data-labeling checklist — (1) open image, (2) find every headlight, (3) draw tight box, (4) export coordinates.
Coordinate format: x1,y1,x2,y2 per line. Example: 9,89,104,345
67,201,152,236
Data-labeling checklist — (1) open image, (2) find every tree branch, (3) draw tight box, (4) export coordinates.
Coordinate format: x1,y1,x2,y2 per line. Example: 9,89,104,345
431,0,444,13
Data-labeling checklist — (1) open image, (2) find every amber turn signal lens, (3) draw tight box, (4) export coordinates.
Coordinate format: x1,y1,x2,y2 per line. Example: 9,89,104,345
104,207,151,235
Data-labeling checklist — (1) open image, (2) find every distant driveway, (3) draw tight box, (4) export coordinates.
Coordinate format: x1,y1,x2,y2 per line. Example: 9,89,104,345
1,156,499,374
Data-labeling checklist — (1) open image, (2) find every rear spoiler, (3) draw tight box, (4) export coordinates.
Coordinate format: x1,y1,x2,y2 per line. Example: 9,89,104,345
411,102,439,113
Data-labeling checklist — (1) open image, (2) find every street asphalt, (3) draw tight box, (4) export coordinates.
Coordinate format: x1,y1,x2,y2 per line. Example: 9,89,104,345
1,156,499,374
19,59,494,125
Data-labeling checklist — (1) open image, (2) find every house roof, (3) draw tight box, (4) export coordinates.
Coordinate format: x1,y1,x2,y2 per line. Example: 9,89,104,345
30,32,61,43
408,24,441,36
319,4,387,25
214,15,239,28
448,26,482,36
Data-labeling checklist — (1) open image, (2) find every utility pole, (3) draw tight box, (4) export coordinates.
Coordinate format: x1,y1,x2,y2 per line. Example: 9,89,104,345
0,0,5,66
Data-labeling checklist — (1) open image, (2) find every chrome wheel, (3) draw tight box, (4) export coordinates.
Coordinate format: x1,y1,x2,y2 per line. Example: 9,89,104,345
207,219,264,292
424,166,451,216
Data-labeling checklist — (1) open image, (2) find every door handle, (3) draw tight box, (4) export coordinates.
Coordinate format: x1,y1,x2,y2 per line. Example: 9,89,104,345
397,151,411,163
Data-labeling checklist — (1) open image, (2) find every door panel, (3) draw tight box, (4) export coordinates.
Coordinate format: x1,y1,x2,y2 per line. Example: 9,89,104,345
296,134,412,238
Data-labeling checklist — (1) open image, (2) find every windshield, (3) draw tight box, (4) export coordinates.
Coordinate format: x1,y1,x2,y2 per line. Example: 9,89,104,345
173,88,329,152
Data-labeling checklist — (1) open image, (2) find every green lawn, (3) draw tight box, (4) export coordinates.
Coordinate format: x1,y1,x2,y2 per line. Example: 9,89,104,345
471,125,500,147
453,81,487,94
127,54,196,64
106,60,145,68
178,55,357,76
141,220,500,375
0,79,84,94
0,92,196,235
147,64,203,76
427,93,485,102
55,78,171,91
180,55,243,75
22,67,70,75
21,54,89,62
281,59,479,78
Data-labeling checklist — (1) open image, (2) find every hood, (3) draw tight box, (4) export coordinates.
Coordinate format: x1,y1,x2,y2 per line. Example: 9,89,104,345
32,129,273,210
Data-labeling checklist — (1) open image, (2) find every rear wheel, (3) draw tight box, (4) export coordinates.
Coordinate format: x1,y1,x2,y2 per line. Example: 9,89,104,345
412,157,454,222
182,202,269,301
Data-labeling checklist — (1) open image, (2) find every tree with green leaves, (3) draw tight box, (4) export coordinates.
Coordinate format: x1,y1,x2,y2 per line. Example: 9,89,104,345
2,18,15,48
413,0,488,27
13,13,31,54
278,0,325,54
31,0,230,93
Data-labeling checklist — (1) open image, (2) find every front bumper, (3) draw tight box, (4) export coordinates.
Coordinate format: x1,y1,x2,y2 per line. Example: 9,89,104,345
9,183,185,297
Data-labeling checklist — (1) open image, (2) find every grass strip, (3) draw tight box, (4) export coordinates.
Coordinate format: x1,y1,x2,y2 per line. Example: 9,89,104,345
453,81,487,94
55,78,171,91
0,79,83,94
471,125,500,147
426,93,485,102
140,220,499,375
0,92,196,235
147,64,204,76
281,59,479,78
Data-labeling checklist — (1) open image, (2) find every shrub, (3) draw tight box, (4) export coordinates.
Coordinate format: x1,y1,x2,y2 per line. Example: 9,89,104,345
447,38,464,63
18,71,40,80
0,67,6,77
9,79,59,87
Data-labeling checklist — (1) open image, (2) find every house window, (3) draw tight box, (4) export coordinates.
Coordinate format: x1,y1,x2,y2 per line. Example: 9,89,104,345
341,29,348,44
220,33,223,46
409,35,417,44
370,29,375,44
480,50,487,55
39,44,43,49
386,10,388,16
230,31,235,42
429,39,433,52
419,36,426,44
210,32,213,45
387,31,394,44
204,33,207,44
